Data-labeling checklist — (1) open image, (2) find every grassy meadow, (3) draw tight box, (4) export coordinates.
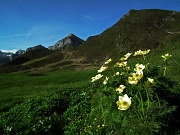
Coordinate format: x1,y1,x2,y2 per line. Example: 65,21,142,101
0,69,96,113
0,42,180,134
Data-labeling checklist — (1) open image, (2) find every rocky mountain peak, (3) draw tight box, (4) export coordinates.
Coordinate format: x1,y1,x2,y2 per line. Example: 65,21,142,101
15,50,25,55
66,33,74,38
26,44,47,52
48,33,84,50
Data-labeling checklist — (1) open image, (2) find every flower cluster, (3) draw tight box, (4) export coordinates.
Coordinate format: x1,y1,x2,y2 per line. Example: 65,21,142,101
134,49,150,56
97,66,108,72
105,58,112,64
114,53,132,67
120,53,132,61
91,74,103,82
91,50,171,112
114,61,127,67
161,53,172,61
128,63,145,85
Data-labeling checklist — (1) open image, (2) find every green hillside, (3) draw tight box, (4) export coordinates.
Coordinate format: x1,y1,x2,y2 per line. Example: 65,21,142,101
1,9,180,73
76,9,180,60
0,9,180,134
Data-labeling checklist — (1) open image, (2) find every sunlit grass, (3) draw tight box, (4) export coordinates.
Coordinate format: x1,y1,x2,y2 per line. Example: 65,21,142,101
21,56,48,66
0,69,96,113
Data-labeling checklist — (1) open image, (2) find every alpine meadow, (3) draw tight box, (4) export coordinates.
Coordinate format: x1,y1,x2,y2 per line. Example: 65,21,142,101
0,9,180,135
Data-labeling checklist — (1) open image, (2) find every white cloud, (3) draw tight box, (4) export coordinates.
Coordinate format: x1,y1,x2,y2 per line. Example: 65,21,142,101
83,15,94,21
83,13,109,22
1,49,18,53
0,34,26,39
0,22,85,51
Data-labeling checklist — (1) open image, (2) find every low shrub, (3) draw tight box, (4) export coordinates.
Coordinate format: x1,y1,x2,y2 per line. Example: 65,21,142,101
0,93,69,134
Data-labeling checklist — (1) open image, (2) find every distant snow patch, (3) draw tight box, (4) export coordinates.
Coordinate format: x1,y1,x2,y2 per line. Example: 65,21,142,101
1,49,18,54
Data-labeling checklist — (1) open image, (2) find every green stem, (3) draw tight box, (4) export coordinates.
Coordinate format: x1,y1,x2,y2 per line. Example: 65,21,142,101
143,55,146,61
143,54,149,75
109,67,115,78
132,107,143,124
111,67,115,75
163,66,167,76
163,60,168,76
155,93,161,107
143,85,150,108
137,88,144,116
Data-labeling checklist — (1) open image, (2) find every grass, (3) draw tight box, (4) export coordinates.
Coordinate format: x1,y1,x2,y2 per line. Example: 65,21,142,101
21,56,48,66
0,42,180,114
76,9,180,62
0,41,180,134
0,69,96,113
123,41,180,80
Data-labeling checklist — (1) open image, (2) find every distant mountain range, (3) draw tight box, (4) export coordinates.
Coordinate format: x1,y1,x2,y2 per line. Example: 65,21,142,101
0,50,25,66
0,9,180,73
0,33,84,66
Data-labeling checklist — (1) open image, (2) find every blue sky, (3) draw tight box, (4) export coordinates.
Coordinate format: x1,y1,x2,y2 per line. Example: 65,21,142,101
0,0,180,53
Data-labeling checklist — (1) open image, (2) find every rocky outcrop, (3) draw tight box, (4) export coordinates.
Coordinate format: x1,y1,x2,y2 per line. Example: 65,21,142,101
0,50,25,66
48,33,84,50
26,44,47,52
0,51,12,66
15,50,25,55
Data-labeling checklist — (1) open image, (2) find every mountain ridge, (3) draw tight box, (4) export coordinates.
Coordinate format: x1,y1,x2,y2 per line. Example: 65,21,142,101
76,9,180,61
48,33,84,50
0,50,25,66
0,33,83,66
0,9,180,73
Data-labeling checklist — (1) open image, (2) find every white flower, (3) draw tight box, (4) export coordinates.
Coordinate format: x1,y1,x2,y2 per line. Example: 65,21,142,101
128,76,139,85
142,49,150,55
97,66,108,72
91,74,103,82
115,72,120,76
147,78,154,83
116,85,126,93
134,50,143,56
120,53,132,61
105,58,112,64
118,61,127,67
116,94,132,110
134,49,150,56
124,53,132,58
145,78,155,87
161,53,172,61
131,70,143,80
134,63,145,71
103,77,109,85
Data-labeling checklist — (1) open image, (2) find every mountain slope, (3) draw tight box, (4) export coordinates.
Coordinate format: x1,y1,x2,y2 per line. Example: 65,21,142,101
76,9,180,61
0,34,87,73
0,9,180,73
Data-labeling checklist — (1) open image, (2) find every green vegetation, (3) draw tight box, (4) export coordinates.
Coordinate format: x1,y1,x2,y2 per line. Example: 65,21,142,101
0,42,180,134
0,9,180,134
75,9,180,64
0,70,96,113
